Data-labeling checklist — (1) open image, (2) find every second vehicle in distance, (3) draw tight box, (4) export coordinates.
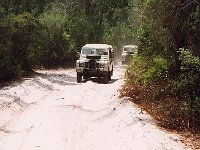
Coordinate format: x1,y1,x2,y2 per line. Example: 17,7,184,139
121,45,138,65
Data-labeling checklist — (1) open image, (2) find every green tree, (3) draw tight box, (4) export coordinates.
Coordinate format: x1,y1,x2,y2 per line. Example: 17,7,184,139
126,0,200,131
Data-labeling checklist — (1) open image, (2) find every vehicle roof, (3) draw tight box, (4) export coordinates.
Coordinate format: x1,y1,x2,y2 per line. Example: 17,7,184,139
123,45,138,48
83,44,112,49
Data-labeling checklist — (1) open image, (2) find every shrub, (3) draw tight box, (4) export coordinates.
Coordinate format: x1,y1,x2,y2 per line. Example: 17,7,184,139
127,55,168,85
171,49,200,129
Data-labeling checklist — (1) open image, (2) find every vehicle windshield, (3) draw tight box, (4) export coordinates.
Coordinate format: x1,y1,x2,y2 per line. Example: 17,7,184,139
81,48,108,55
123,47,135,54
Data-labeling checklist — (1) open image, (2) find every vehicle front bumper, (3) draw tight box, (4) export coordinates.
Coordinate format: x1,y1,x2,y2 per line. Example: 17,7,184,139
76,67,109,76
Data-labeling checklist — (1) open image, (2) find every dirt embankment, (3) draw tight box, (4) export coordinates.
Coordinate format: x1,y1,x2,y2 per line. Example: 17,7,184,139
120,75,200,150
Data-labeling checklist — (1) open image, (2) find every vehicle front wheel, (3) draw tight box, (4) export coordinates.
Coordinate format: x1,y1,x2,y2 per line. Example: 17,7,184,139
108,71,111,81
83,75,88,80
111,66,113,76
77,73,82,83
103,72,110,84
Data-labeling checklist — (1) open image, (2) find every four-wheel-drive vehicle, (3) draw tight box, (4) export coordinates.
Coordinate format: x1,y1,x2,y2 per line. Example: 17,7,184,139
76,44,114,83
121,45,138,65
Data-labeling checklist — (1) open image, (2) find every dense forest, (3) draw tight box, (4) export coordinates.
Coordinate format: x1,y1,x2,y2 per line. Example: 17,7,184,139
0,0,134,81
1,0,200,133
122,0,200,132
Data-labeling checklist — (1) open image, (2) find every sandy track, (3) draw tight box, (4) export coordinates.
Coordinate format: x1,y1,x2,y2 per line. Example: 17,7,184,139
0,66,190,150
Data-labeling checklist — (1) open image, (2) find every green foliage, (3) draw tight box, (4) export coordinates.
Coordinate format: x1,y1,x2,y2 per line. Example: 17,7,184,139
173,49,200,100
128,55,168,85
138,57,167,84
103,22,136,57
0,0,132,81
144,0,158,7
125,0,200,131
37,3,69,66
130,0,200,95
170,49,200,128
0,9,36,80
136,20,174,62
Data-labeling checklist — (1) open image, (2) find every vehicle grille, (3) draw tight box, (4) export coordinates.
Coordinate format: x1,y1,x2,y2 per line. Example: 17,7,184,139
85,60,98,69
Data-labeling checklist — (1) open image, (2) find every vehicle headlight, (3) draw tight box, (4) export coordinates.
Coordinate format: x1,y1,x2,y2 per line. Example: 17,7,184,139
76,61,79,67
122,53,127,56
76,61,84,67
79,62,84,67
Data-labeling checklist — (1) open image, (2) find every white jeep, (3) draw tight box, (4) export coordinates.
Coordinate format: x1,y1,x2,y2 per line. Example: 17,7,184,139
121,45,138,65
76,44,114,83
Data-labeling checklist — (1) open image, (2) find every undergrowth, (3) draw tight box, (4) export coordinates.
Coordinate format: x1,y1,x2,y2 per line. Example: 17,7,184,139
121,49,200,133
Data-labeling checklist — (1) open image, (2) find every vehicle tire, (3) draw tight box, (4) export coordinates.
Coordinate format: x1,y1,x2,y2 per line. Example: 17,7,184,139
108,71,111,81
77,73,82,83
111,66,113,76
83,75,88,80
103,72,109,84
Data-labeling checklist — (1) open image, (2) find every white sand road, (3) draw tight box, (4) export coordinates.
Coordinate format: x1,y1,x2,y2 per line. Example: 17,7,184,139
0,66,191,150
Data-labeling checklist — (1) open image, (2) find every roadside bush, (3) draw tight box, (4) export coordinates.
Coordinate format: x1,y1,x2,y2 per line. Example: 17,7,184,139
171,49,200,129
37,5,68,67
127,55,168,85
0,10,36,81
36,2,81,68
124,48,200,132
138,57,168,84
